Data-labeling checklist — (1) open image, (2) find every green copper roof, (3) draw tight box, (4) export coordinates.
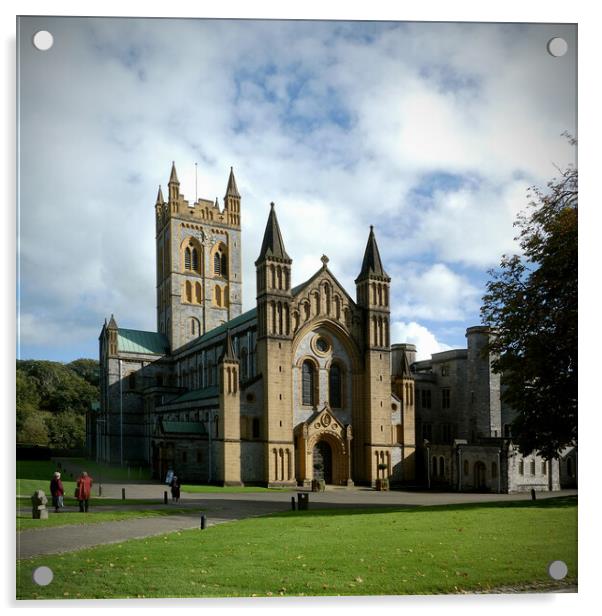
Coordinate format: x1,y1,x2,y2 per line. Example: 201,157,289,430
162,421,207,435
193,307,257,347
118,329,169,355
166,386,220,405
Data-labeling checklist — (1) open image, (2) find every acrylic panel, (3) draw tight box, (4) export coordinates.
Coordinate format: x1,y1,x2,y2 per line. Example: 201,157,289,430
16,16,577,601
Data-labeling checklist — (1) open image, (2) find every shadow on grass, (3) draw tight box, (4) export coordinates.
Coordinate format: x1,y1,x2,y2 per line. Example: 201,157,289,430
263,495,578,520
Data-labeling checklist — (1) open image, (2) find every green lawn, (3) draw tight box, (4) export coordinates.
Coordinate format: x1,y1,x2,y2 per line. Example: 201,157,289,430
16,496,577,599
17,508,193,531
17,460,77,498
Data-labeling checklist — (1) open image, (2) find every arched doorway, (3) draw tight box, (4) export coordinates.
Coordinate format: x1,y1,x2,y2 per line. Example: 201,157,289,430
474,461,486,490
313,440,333,484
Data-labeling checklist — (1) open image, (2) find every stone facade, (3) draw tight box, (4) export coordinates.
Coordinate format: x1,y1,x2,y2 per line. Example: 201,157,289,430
89,165,575,492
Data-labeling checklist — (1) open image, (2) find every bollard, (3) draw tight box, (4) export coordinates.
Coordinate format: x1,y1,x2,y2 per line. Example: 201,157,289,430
200,514,206,530
291,496,296,511
164,491,168,505
122,488,126,500
297,493,309,511
531,488,536,501
98,484,102,497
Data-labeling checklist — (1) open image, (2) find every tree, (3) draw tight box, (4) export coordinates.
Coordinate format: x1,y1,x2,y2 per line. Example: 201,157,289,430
18,411,50,446
481,157,577,460
46,411,86,450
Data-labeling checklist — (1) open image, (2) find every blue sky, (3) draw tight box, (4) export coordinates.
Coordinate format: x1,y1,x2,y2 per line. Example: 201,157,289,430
16,17,577,362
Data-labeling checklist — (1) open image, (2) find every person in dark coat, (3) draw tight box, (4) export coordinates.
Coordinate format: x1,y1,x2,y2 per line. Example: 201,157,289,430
50,471,64,512
170,475,181,503
76,471,93,512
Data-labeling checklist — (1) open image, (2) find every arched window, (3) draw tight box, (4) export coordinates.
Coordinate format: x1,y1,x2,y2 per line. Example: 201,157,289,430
252,418,260,438
185,280,192,303
329,363,342,408
215,285,222,307
221,253,228,277
302,360,315,406
195,282,202,304
214,252,221,276
192,248,199,272
185,247,191,270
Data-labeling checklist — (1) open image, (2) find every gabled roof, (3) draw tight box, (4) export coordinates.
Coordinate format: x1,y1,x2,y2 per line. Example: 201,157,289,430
256,203,291,262
117,329,170,355
291,266,356,307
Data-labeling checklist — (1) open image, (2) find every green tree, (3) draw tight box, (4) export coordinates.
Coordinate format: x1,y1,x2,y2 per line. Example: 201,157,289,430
46,411,86,449
18,411,50,446
67,358,100,387
481,158,577,460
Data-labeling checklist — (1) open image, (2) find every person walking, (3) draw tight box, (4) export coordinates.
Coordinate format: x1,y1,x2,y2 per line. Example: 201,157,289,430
170,474,181,503
50,471,64,513
76,471,93,512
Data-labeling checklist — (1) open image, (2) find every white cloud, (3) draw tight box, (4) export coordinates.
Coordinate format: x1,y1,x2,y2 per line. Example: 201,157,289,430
16,18,577,360
390,263,481,322
391,320,453,361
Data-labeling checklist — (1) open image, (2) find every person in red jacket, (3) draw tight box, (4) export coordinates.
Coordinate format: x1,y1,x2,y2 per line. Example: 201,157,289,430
50,471,64,513
76,471,93,512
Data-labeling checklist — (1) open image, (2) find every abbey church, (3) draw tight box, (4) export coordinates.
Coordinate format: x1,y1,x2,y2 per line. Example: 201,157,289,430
90,165,576,491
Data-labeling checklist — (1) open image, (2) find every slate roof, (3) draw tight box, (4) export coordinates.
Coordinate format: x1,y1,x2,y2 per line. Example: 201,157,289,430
356,226,389,281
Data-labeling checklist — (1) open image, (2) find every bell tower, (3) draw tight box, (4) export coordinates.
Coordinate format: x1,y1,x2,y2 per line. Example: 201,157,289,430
155,163,243,351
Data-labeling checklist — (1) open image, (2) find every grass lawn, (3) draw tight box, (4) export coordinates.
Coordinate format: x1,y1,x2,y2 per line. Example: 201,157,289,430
17,508,193,531
16,496,577,599
17,460,77,499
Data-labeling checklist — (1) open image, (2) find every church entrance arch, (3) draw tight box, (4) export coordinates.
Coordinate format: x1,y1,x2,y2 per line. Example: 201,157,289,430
313,440,333,484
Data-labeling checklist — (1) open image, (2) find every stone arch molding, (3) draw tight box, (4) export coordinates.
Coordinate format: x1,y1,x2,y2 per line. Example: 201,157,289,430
295,404,353,486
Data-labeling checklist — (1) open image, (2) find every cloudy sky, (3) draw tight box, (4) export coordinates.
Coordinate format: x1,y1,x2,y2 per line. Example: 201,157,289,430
17,17,577,362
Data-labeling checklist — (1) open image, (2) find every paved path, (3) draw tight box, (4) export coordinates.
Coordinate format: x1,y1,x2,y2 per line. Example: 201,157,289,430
17,477,576,560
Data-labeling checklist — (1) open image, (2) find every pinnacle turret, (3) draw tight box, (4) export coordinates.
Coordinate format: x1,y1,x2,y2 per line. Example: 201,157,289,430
256,202,291,263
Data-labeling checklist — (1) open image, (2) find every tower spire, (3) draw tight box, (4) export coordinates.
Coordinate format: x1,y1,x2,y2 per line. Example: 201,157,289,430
168,162,180,205
169,161,179,184
155,185,164,205
221,329,238,362
356,225,388,282
256,202,290,263
225,166,240,198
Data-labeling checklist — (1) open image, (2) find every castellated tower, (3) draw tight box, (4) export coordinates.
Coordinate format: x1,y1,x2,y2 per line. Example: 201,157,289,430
355,226,392,485
255,203,296,487
155,163,243,351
